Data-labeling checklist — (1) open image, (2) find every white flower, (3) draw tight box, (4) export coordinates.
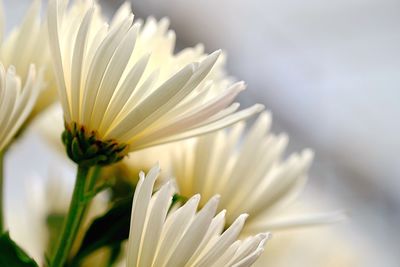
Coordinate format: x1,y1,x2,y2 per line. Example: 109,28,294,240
0,0,56,116
126,164,268,267
171,112,340,233
47,0,262,165
0,64,39,151
106,2,231,87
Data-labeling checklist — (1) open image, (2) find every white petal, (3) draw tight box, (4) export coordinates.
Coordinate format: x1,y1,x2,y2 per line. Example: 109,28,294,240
70,8,94,121
105,64,194,140
126,164,160,267
152,194,200,267
91,24,138,129
129,104,264,150
81,15,133,127
139,182,173,266
164,195,220,267
47,0,71,122
194,214,248,267
100,54,150,133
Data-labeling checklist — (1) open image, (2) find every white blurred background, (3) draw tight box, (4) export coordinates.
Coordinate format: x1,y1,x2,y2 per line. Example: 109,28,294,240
3,0,400,266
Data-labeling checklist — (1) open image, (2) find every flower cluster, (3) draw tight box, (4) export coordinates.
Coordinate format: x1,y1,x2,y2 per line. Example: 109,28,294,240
0,0,343,267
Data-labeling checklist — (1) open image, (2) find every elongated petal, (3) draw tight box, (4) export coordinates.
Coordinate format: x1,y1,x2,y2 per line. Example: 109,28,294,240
0,64,40,151
47,0,71,122
125,165,267,267
105,64,195,140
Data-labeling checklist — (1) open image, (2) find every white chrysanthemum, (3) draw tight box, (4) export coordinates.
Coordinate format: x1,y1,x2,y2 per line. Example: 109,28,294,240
171,112,342,233
125,165,268,267
0,0,56,116
0,64,39,151
112,2,232,88
47,0,262,165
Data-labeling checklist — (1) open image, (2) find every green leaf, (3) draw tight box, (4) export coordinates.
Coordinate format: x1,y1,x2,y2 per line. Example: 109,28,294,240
71,197,132,266
0,232,39,267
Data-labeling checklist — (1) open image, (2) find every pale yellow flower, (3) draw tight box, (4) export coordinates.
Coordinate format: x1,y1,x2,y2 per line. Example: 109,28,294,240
125,164,268,267
108,2,231,87
0,64,40,151
47,0,262,165
171,112,341,233
0,0,56,117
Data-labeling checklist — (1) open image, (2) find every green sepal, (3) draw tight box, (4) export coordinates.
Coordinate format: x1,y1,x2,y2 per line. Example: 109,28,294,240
71,137,84,159
62,122,128,167
78,155,107,167
85,144,99,157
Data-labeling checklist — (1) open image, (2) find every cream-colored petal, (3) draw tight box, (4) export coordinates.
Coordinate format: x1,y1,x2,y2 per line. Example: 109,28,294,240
126,165,160,267
152,194,200,266
105,64,195,140
139,182,172,266
47,0,71,122
134,82,246,144
125,166,266,267
164,195,220,267
193,214,248,267
70,8,94,121
0,65,39,150
129,104,264,150
100,54,150,133
91,24,138,129
81,15,133,127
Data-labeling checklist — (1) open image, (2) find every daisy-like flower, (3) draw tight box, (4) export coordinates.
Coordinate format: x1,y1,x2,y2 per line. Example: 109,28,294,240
111,2,232,88
0,64,39,151
0,0,56,117
125,164,268,267
171,112,340,234
47,0,262,166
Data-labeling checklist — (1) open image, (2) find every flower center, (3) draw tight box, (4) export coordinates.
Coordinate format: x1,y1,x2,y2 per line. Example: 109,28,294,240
62,122,128,167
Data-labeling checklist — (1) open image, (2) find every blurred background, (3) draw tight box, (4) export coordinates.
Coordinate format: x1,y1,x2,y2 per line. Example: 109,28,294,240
4,0,400,266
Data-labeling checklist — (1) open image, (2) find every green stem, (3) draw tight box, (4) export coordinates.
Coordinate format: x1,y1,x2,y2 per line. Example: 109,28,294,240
87,165,101,192
51,165,90,267
0,151,4,233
